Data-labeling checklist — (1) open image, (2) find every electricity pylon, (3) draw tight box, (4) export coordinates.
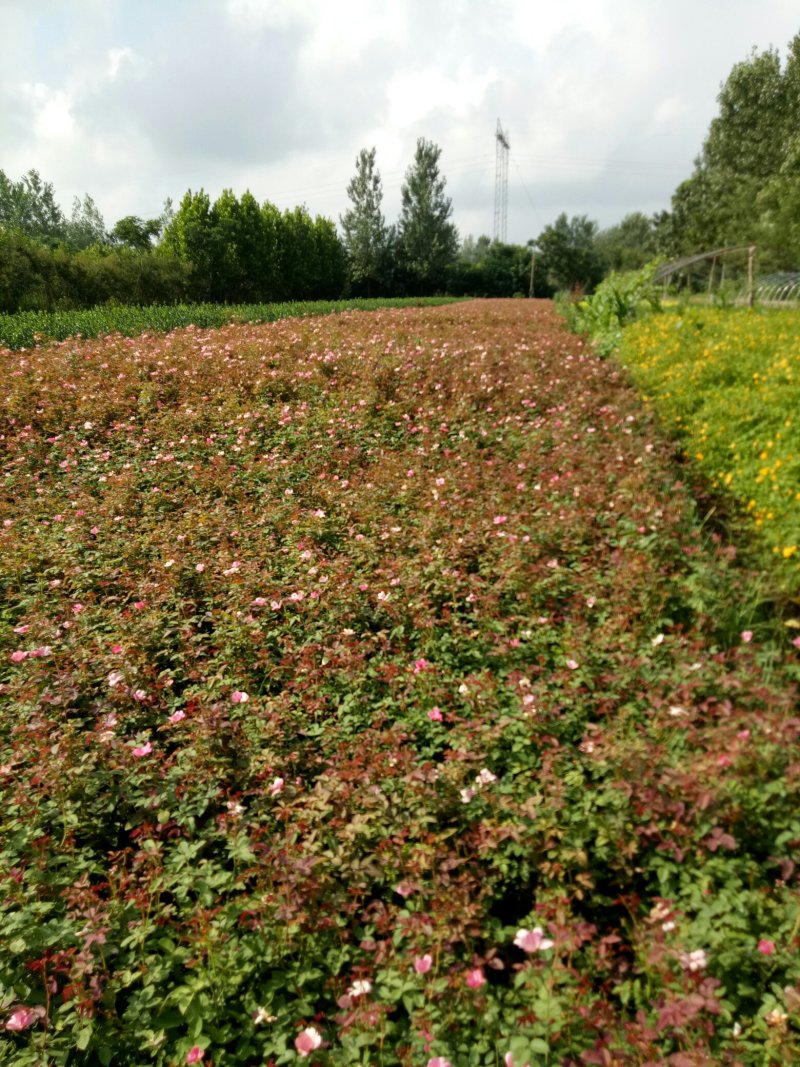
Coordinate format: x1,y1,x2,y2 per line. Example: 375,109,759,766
493,119,510,242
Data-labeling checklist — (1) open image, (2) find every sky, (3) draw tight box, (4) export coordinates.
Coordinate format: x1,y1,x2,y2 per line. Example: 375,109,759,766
1,0,798,245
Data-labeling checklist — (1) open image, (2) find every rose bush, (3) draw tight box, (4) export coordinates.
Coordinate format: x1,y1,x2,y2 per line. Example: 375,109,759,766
1,300,798,1064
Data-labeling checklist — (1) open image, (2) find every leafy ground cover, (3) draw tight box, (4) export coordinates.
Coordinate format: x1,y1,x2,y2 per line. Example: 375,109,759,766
0,298,459,351
1,300,799,1065
616,307,800,586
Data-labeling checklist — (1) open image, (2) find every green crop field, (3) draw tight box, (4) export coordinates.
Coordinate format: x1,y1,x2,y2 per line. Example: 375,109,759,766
0,297,460,351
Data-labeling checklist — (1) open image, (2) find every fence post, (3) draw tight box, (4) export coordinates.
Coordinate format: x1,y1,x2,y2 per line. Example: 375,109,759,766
707,257,717,298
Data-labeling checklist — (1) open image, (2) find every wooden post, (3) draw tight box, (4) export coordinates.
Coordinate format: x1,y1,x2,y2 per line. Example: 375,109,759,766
748,246,756,308
707,257,716,298
529,252,535,298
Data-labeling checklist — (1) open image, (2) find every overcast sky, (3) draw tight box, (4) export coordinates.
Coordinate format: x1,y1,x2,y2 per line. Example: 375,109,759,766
2,1,798,245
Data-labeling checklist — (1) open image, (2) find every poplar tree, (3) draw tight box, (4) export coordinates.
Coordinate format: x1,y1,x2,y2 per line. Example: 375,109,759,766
398,138,458,294
340,147,387,296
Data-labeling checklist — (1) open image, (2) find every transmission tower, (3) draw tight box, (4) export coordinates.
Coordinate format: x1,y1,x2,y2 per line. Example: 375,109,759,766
493,119,510,242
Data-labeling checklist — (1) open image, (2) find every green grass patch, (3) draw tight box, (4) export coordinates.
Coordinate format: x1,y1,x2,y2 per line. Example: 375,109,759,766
0,296,461,350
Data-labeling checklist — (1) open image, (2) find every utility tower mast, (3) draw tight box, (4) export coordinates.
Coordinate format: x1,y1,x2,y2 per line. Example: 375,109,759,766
493,119,510,242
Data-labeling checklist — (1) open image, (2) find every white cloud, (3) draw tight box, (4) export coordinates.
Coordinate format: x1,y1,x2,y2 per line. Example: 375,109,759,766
651,95,689,128
105,47,149,81
223,0,312,31
386,64,499,130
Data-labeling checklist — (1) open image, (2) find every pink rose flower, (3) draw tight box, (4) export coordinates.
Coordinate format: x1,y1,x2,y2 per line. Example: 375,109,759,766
465,967,485,988
230,690,249,704
758,939,776,955
428,706,443,722
186,1048,204,1064
514,927,554,953
5,1006,45,1031
414,953,433,974
132,742,152,757
295,1026,322,1056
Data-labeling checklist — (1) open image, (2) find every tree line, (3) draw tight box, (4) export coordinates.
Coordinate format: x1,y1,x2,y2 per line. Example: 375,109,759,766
0,138,460,313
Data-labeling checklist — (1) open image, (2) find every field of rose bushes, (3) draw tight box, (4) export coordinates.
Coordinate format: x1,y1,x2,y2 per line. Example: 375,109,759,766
2,300,800,1066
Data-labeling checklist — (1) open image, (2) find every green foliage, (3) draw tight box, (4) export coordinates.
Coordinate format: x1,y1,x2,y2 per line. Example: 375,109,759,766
160,189,216,300
559,261,663,354
533,212,604,295
0,297,460,350
0,229,190,314
398,138,459,294
594,211,659,273
663,33,800,267
340,148,389,297
448,237,532,297
160,189,348,305
111,215,160,253
66,194,108,251
0,168,66,244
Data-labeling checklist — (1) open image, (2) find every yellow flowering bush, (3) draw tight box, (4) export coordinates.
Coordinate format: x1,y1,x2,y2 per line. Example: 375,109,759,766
617,308,800,577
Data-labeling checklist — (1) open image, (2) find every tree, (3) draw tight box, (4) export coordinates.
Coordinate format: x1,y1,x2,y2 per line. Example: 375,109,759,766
702,46,787,181
0,169,66,243
664,33,800,263
340,147,388,296
594,212,657,273
533,213,603,294
160,189,216,299
312,214,347,299
258,201,283,301
111,215,160,253
448,236,531,297
66,194,107,250
398,138,458,294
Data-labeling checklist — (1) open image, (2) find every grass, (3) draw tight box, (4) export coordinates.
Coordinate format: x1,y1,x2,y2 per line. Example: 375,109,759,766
1,299,799,1065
